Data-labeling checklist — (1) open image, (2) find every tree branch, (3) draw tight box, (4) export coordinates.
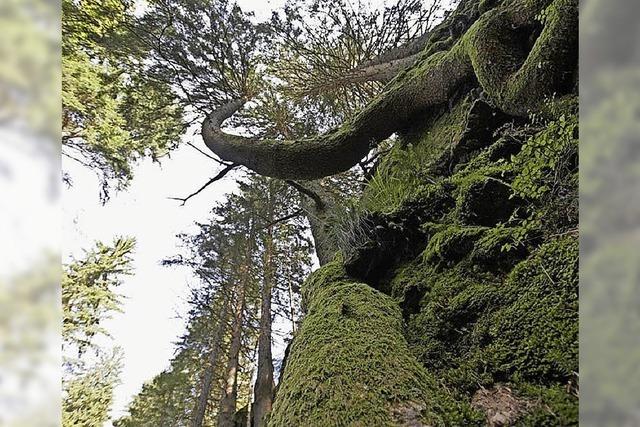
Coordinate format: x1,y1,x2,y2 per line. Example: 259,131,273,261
169,163,239,205
258,209,304,230
285,181,325,211
201,0,577,181
186,142,233,166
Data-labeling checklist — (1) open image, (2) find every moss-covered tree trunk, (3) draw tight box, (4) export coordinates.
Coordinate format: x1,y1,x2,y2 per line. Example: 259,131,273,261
269,261,476,426
202,0,577,181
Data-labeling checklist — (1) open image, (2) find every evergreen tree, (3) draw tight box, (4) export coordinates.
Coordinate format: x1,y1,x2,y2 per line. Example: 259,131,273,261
117,176,312,426
62,349,123,427
62,0,185,200
62,237,135,361
62,237,135,427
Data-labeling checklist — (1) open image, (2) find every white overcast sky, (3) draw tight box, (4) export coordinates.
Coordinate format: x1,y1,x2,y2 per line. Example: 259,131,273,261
61,0,425,422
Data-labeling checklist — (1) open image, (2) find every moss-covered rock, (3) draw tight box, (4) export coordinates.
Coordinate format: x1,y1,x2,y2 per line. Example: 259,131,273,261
469,225,534,271
398,237,578,424
421,223,487,264
357,98,579,425
455,177,521,226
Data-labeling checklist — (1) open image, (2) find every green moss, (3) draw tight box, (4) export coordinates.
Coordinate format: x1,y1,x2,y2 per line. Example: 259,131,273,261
403,265,502,385
478,0,499,13
406,181,457,222
421,223,487,263
400,237,577,422
271,265,482,426
515,383,579,426
301,255,349,309
470,224,535,269
455,176,520,226
476,237,578,381
511,112,578,201
404,95,472,160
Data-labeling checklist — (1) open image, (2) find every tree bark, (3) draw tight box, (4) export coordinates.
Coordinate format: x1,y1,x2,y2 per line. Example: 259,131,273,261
201,0,577,181
287,180,336,266
253,246,274,427
217,268,249,427
286,278,297,334
191,291,231,427
252,226,275,427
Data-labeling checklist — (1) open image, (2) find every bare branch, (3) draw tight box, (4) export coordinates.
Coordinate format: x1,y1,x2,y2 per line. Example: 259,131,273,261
284,181,325,211
186,142,233,166
169,163,239,205
258,209,304,230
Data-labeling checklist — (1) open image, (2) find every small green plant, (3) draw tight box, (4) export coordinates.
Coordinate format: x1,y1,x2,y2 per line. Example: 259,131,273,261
511,113,578,200
322,200,371,255
495,211,542,253
360,143,437,214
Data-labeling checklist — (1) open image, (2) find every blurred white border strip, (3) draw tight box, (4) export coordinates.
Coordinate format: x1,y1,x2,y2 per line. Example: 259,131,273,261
580,0,640,425
0,0,62,425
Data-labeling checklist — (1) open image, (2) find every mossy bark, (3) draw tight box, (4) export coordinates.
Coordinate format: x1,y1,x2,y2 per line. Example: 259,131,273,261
203,0,577,180
269,261,479,426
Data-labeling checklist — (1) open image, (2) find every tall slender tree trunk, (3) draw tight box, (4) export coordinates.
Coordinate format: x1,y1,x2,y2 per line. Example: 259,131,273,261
287,277,297,334
253,184,276,427
191,291,231,427
217,273,248,427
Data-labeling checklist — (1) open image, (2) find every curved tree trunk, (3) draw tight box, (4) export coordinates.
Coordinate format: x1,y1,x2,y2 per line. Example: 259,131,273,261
202,0,577,181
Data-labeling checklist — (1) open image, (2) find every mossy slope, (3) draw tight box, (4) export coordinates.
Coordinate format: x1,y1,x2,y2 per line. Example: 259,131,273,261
271,0,578,423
